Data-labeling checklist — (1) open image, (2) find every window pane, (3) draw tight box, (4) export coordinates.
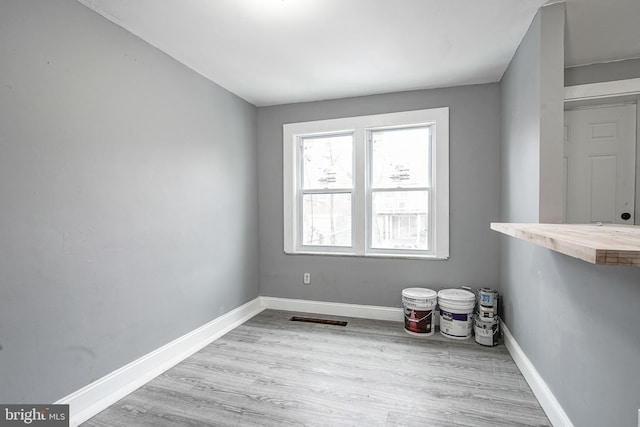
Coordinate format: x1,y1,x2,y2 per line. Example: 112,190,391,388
371,126,429,188
302,134,353,190
302,193,352,247
371,191,428,250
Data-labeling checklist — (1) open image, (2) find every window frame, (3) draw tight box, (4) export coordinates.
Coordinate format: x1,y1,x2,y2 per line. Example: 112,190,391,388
283,107,449,259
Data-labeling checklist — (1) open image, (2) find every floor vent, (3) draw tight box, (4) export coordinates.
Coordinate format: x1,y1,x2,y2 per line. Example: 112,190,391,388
289,316,348,327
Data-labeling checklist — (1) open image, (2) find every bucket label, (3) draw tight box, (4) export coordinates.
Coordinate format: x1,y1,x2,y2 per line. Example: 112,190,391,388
479,289,499,308
440,310,469,322
478,305,497,318
439,309,472,338
474,317,499,346
404,308,433,334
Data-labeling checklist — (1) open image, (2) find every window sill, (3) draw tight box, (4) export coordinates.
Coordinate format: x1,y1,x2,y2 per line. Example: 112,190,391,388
284,250,449,260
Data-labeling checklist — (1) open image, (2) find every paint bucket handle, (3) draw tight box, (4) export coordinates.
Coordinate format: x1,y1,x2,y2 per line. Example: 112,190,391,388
460,285,472,292
404,311,433,323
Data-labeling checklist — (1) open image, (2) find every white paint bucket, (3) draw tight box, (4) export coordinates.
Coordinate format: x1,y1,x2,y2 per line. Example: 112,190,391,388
402,288,438,337
438,288,476,339
474,315,500,346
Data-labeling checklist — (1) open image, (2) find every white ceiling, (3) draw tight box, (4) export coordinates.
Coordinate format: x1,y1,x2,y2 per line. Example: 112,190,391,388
78,0,640,107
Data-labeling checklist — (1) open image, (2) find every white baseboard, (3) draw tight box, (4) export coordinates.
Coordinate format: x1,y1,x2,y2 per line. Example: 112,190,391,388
502,322,574,427
56,297,263,427
260,296,404,322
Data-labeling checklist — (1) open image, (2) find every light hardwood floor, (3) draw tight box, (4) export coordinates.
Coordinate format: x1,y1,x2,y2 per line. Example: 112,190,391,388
82,309,551,427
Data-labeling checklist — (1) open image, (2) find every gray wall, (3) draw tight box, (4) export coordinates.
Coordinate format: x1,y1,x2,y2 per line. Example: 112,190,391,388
500,3,563,225
500,9,542,223
257,84,502,306
565,58,640,86
501,3,640,426
0,0,259,403
501,240,640,427
538,2,565,224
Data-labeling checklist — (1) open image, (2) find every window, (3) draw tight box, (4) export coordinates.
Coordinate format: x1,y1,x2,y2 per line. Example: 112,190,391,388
283,108,449,259
300,133,353,247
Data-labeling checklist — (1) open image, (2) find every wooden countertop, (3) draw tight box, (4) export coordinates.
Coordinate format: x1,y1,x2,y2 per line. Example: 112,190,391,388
490,223,640,266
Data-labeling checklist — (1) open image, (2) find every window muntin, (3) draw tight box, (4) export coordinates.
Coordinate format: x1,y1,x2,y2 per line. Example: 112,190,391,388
283,108,449,259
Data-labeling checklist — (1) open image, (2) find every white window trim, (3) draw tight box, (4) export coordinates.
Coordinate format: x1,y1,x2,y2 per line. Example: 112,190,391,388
283,108,449,259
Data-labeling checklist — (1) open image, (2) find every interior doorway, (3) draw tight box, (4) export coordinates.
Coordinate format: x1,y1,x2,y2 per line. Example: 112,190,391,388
563,103,637,224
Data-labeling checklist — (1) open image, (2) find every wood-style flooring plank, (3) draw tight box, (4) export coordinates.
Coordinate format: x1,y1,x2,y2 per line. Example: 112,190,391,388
81,309,551,427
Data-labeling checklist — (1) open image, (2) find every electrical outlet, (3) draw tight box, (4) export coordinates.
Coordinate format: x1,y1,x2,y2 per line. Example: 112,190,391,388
303,273,311,285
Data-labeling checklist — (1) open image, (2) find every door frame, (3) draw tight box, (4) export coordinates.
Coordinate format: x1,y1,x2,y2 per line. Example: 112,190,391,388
565,79,640,225
565,78,640,102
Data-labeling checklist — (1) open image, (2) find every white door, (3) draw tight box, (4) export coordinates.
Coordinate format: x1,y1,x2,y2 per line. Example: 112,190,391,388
563,104,637,224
